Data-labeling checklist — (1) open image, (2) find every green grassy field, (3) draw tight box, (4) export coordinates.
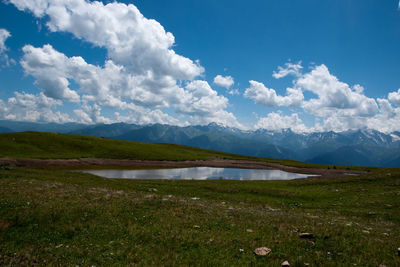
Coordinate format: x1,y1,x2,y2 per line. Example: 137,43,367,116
0,131,324,168
0,132,399,266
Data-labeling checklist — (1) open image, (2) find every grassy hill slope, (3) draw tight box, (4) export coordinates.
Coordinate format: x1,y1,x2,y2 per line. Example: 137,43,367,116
0,131,244,161
0,132,319,168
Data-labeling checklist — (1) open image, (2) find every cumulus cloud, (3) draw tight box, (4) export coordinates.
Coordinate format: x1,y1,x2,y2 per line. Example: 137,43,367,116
21,45,81,102
365,99,400,133
244,81,303,107
0,92,72,123
255,112,309,133
249,62,399,133
0,29,10,53
9,0,242,127
297,65,378,117
177,80,243,128
10,0,204,80
272,61,303,79
213,75,234,89
0,28,14,66
20,44,240,126
388,89,400,106
21,44,178,108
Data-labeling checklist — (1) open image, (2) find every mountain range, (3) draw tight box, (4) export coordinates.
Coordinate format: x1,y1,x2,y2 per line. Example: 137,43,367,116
0,120,399,167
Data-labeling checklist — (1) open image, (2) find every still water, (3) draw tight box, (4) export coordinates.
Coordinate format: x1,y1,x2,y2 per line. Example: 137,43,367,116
82,167,316,180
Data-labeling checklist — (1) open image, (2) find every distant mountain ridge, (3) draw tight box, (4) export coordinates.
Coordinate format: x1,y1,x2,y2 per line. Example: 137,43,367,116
0,120,399,167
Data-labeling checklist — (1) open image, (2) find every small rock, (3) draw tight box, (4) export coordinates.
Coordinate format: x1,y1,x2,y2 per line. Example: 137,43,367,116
253,247,271,256
239,248,244,252
193,225,200,229
299,233,314,239
378,264,387,267
246,229,254,233
55,244,63,248
148,188,158,192
221,201,226,205
191,197,200,200
281,260,290,267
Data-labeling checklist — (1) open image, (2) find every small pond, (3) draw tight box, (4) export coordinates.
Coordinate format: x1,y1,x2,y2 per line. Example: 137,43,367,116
81,167,317,181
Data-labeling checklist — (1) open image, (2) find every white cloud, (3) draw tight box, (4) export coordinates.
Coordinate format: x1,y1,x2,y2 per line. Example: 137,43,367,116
0,28,15,66
272,61,303,79
388,89,400,106
21,45,81,102
364,99,400,133
297,65,378,117
10,0,204,80
177,80,243,128
248,63,397,133
0,29,10,53
0,92,72,123
213,75,234,89
228,89,240,95
244,80,303,107
10,1,243,127
20,44,240,126
114,109,180,126
255,112,309,133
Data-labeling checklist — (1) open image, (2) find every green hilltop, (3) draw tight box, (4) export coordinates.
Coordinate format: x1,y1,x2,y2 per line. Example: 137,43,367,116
0,131,316,168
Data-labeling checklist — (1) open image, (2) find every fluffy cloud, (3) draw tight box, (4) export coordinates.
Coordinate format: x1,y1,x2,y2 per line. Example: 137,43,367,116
0,28,14,66
177,80,243,128
244,81,303,107
272,61,303,79
0,29,10,53
388,89,400,106
10,0,242,127
10,0,204,80
20,44,240,126
213,75,234,89
249,63,392,133
255,112,309,133
21,44,179,108
297,65,378,117
21,45,81,102
0,92,72,123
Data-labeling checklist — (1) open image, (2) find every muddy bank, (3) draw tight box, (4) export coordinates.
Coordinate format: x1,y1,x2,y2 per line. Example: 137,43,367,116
0,157,365,178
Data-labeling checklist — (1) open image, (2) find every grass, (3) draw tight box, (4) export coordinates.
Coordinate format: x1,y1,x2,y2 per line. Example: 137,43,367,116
0,167,399,266
0,131,326,169
0,131,399,265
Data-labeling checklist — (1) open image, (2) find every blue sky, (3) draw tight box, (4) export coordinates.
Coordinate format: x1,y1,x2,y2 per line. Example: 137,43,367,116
0,0,400,133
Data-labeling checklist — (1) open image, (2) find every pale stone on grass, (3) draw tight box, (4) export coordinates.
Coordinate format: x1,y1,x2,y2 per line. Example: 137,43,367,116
253,247,271,256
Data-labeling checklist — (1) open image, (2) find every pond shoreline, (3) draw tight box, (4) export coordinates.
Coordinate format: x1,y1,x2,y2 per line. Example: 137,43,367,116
0,157,364,178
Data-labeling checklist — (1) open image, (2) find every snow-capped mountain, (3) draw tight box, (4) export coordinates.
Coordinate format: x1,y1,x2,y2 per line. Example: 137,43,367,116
0,120,399,167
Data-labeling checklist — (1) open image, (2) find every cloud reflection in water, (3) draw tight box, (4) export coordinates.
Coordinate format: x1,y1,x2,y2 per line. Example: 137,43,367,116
82,167,316,180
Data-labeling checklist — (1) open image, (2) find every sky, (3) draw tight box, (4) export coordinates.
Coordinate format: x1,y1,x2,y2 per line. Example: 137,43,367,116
0,0,400,133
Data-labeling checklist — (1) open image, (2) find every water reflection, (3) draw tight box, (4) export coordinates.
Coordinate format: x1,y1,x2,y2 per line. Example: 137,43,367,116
82,167,316,180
